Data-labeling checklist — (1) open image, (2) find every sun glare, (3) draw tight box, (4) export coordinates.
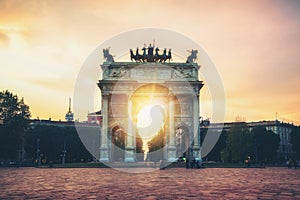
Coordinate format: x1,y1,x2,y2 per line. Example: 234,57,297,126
137,103,165,158
137,103,166,155
137,104,165,137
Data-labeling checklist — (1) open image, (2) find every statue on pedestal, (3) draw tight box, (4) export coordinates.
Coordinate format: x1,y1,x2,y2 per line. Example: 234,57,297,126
103,47,114,62
129,42,172,63
186,49,198,63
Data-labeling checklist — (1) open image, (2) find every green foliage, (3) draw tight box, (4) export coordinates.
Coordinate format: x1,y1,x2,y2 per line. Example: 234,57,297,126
0,90,30,124
202,125,280,164
136,134,144,154
291,127,300,159
136,133,144,161
201,128,227,162
252,126,280,163
147,128,165,161
148,128,165,152
25,125,93,163
0,90,30,160
227,124,253,163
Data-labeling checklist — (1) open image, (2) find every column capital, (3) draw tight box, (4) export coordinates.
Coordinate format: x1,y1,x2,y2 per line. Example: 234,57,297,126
102,94,110,99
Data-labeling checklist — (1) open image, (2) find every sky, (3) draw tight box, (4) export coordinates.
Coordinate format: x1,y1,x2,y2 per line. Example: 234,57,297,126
1,0,300,125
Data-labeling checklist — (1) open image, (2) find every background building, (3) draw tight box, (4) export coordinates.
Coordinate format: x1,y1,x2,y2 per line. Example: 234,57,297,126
201,120,296,161
87,111,102,124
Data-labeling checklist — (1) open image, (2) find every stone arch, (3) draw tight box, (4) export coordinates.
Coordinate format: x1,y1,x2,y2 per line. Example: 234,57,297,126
130,83,170,162
111,125,126,162
98,62,203,163
175,123,190,161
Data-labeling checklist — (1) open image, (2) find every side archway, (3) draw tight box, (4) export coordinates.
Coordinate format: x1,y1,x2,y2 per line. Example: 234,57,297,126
111,125,126,162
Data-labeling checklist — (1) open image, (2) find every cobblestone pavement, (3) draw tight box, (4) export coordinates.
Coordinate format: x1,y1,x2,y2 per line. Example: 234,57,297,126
0,167,300,199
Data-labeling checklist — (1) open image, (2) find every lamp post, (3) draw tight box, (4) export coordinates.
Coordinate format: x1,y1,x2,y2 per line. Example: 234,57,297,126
61,140,66,165
36,138,41,166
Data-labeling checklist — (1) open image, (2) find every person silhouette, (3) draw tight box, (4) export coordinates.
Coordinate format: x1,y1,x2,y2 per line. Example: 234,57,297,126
147,44,154,62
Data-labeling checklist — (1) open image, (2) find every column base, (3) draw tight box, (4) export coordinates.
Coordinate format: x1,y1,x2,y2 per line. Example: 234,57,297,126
192,148,202,162
124,147,135,162
99,146,109,162
167,146,177,162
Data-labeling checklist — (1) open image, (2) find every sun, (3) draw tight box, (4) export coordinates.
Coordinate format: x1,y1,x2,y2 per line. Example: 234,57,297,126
137,103,165,139
136,103,166,158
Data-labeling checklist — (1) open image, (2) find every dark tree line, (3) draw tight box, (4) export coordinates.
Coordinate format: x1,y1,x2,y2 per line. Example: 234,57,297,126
200,128,227,163
202,124,280,164
25,125,93,164
291,127,300,160
0,90,30,161
147,128,165,161
136,134,144,161
0,90,93,164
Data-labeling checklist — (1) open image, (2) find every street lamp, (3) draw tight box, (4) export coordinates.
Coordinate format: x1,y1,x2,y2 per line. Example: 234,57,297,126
36,138,41,166
61,140,66,165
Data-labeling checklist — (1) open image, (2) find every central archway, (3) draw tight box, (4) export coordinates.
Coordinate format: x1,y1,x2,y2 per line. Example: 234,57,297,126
130,84,172,161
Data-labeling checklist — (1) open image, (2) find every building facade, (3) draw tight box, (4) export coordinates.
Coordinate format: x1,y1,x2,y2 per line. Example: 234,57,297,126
201,120,295,161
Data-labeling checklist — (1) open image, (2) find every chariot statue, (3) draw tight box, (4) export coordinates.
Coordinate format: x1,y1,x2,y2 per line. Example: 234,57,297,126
129,42,172,63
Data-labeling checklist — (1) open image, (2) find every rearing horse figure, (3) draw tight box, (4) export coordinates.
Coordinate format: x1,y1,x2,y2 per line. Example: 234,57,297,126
130,48,143,62
160,48,167,62
154,47,161,62
141,47,147,62
166,48,172,62
130,49,136,61
186,49,198,63
136,48,143,62
103,48,114,62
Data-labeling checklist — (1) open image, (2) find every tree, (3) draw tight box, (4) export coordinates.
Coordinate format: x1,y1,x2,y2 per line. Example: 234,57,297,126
0,90,30,161
147,128,166,161
227,124,253,163
136,133,144,161
25,124,93,164
252,127,280,164
291,127,300,160
202,129,227,162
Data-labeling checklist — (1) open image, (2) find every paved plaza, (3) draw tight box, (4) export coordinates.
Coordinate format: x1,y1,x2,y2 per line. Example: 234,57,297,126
0,167,300,199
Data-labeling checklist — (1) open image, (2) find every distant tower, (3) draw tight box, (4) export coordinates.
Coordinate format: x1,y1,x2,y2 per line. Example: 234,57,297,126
65,98,74,122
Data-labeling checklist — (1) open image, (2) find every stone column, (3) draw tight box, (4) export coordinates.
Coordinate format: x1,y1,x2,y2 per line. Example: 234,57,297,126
124,99,135,162
167,95,177,162
192,95,201,161
100,95,109,162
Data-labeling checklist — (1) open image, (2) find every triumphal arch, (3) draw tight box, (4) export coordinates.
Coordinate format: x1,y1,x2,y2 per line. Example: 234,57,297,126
98,46,203,163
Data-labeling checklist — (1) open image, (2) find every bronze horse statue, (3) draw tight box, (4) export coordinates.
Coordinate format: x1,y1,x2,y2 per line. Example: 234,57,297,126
166,49,172,62
103,48,114,62
186,49,197,63
130,48,146,62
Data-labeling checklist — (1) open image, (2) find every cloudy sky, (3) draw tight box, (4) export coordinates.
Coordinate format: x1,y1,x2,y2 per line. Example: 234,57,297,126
1,0,300,124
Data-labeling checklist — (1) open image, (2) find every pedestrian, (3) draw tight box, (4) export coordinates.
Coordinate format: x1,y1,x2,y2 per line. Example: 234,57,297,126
293,160,297,169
